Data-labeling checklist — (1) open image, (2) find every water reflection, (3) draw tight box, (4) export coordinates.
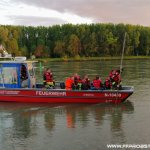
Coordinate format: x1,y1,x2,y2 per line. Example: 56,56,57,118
0,102,135,150
0,102,134,136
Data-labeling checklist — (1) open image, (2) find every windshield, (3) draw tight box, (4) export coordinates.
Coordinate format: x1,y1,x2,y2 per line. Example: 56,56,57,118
0,67,18,84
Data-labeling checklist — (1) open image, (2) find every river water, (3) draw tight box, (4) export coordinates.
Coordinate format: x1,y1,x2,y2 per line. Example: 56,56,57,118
0,59,150,150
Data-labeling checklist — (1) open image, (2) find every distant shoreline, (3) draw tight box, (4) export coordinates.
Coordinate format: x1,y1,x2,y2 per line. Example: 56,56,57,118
31,56,150,62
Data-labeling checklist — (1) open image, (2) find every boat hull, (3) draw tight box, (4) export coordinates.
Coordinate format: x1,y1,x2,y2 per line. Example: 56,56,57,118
0,86,133,104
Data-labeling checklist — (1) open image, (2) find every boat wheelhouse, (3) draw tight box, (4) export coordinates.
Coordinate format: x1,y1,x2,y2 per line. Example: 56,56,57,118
0,57,36,89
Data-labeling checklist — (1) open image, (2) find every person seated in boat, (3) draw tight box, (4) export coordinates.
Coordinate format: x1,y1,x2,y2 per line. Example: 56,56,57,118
65,76,74,90
82,75,90,90
76,77,83,90
104,77,112,90
91,75,103,90
72,73,81,90
21,64,29,88
44,68,55,89
72,73,85,90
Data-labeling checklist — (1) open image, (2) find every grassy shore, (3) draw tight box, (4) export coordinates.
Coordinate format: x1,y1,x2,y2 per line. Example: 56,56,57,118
32,56,150,62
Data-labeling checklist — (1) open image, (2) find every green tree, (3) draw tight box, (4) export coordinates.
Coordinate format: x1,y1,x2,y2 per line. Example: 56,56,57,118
53,41,65,57
0,26,8,44
67,34,81,57
34,45,49,58
105,31,118,56
89,32,98,56
0,23,150,58
6,38,20,55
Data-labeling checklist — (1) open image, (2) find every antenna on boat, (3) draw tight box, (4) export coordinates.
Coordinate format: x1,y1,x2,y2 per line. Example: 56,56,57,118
120,32,127,74
115,32,127,103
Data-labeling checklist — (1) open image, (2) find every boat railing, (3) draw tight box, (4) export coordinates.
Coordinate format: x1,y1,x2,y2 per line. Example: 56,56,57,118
35,82,134,92
0,56,14,60
121,86,134,91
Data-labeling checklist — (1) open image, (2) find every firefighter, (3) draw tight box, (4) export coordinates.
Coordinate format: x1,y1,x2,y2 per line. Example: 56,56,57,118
92,76,102,90
82,75,90,90
44,68,55,88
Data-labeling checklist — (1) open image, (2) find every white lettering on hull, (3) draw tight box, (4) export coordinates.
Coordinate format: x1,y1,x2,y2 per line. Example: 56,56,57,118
36,91,66,96
83,93,94,97
0,90,20,95
104,93,122,97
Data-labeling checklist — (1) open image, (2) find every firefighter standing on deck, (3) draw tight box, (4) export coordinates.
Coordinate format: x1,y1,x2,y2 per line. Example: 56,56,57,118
43,68,55,88
109,69,122,90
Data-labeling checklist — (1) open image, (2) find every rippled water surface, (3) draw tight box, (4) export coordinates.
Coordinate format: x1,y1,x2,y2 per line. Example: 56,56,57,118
0,59,150,150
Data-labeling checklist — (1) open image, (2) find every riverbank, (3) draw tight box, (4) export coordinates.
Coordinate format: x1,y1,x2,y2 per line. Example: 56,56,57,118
32,56,150,62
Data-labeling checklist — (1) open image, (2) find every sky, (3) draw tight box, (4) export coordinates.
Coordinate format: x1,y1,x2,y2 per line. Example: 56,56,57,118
0,0,150,26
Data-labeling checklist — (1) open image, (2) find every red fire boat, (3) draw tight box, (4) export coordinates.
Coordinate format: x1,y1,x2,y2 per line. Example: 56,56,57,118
0,57,134,103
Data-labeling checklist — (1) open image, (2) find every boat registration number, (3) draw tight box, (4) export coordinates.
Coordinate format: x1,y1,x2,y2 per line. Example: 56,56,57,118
104,93,121,97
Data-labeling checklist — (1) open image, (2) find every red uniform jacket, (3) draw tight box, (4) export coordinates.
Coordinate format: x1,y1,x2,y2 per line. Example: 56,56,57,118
93,79,101,89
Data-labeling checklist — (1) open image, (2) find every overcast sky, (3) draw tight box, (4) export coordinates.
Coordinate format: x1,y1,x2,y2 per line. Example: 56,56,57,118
0,0,150,26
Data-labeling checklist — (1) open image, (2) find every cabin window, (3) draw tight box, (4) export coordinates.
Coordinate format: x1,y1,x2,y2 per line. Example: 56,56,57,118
21,65,28,80
0,67,18,84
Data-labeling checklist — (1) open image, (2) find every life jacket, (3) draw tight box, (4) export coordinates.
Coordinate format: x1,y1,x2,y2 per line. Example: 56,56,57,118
113,74,118,82
112,72,121,83
78,78,82,83
45,72,53,82
82,78,90,85
65,77,73,90
105,78,111,89
93,79,101,89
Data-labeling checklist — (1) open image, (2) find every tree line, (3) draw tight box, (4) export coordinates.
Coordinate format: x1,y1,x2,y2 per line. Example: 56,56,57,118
0,23,150,58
